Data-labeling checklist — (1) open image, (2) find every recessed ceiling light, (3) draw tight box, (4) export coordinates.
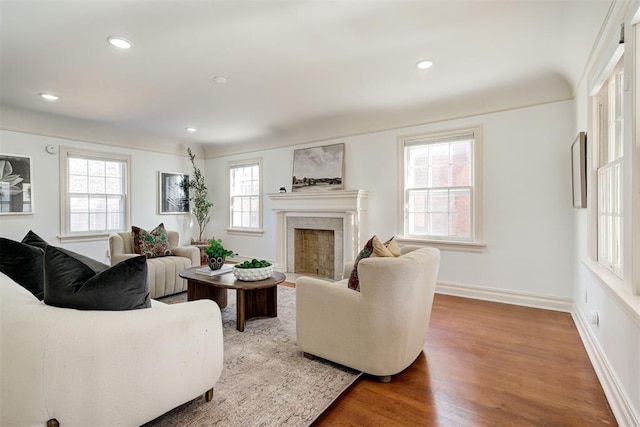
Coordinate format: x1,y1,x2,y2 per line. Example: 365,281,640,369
416,60,434,70
212,76,228,84
107,36,133,49
39,93,59,101
186,127,197,133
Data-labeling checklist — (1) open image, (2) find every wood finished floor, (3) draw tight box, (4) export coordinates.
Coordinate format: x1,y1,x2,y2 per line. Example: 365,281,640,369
307,292,617,426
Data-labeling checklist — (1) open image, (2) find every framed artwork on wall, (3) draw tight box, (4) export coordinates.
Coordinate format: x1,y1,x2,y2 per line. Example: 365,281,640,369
292,143,344,192
0,153,33,215
571,132,587,209
158,171,189,214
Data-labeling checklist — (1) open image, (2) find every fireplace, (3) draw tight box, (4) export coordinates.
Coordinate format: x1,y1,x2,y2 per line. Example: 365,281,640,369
268,190,368,280
294,228,335,278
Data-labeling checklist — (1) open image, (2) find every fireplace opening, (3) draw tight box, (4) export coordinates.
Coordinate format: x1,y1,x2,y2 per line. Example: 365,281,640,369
294,229,335,279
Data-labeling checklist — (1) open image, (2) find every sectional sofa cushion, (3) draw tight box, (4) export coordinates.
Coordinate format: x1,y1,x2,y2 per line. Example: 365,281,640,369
0,230,48,300
44,245,151,310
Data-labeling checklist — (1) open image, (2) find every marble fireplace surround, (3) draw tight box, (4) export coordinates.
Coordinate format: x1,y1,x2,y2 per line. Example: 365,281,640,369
268,190,368,280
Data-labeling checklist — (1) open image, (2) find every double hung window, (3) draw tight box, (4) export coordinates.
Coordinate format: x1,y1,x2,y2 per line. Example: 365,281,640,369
229,159,263,233
60,147,130,240
400,126,483,246
596,58,624,277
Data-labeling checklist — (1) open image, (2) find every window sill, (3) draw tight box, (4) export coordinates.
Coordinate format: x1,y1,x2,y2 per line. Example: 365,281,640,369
396,237,486,253
227,228,265,237
58,233,112,243
583,258,640,328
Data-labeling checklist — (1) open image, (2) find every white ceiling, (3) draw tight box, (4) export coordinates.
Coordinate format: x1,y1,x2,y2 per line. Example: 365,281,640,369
0,0,612,156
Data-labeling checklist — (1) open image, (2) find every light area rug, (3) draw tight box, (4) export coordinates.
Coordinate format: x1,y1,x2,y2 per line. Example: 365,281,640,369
145,285,361,426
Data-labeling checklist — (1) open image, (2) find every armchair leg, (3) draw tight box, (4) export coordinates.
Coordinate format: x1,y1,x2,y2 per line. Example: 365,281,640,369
303,352,315,360
379,375,391,383
47,419,59,427
205,388,214,402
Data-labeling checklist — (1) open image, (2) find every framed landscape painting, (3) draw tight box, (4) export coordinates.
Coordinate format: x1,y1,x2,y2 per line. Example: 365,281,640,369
158,171,189,214
292,143,344,192
0,154,33,214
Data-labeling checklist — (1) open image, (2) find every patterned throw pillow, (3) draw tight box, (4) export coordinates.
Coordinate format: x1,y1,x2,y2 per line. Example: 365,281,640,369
132,223,174,258
347,235,396,291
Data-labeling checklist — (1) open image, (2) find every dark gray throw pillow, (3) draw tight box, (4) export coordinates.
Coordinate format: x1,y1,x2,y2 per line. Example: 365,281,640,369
21,230,49,250
0,230,48,300
44,246,151,311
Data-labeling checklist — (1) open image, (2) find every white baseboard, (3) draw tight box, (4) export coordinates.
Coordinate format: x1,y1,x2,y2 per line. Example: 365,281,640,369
572,307,640,427
435,280,573,312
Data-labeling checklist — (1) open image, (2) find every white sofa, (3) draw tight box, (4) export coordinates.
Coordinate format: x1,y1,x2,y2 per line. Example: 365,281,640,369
0,272,224,427
109,230,200,299
296,246,440,381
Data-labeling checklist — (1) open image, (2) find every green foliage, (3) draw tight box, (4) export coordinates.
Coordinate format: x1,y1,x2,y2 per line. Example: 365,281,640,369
180,147,213,241
236,258,271,269
205,238,235,259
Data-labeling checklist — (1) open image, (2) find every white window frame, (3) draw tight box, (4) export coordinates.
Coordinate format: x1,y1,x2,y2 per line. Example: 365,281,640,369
584,16,639,304
59,147,131,242
397,126,485,252
227,157,264,236
595,58,624,278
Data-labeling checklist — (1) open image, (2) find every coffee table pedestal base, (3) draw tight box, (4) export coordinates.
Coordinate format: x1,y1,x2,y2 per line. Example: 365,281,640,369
237,287,278,332
187,280,228,309
187,280,278,332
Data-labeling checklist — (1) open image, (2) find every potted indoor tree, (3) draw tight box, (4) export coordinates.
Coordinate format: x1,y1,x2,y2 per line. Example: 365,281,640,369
205,238,235,270
181,147,213,243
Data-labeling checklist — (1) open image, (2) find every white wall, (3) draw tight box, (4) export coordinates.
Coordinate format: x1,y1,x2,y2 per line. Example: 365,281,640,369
0,99,578,303
207,100,576,300
0,130,202,262
569,4,640,422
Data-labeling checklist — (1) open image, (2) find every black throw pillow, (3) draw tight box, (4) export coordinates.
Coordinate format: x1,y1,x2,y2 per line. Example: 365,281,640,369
21,230,49,250
44,245,151,311
0,230,48,300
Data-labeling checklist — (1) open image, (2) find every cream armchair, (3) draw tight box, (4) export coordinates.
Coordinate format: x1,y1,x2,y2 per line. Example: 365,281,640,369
296,246,440,382
109,230,200,299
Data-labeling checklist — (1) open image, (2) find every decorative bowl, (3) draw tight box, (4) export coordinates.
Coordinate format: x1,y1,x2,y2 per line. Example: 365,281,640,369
233,265,274,281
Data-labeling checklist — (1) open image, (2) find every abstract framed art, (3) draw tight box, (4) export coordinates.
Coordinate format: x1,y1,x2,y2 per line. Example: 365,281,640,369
158,171,189,214
571,132,587,209
0,153,33,214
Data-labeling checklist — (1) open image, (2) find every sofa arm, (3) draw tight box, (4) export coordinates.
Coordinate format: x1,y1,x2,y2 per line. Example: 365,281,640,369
172,245,201,267
110,253,140,265
42,300,223,426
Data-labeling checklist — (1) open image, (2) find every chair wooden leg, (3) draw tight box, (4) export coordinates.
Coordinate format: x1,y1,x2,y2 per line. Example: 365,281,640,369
205,387,214,402
379,375,391,383
303,352,315,360
47,419,59,427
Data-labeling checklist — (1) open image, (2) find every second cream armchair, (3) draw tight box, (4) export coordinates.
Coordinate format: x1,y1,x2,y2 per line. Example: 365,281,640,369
296,246,440,382
109,230,200,299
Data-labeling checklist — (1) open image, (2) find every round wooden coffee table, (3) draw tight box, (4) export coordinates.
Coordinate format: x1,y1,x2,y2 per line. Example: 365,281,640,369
179,267,285,332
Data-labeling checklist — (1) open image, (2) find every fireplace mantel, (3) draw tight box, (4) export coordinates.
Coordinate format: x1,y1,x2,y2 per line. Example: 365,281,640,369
267,190,369,212
268,190,368,279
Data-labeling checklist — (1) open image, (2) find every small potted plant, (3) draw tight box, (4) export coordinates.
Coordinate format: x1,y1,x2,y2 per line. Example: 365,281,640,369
233,258,273,281
205,238,235,270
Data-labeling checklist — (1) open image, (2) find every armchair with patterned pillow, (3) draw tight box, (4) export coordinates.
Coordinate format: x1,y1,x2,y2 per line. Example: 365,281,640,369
109,224,200,299
296,240,440,382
